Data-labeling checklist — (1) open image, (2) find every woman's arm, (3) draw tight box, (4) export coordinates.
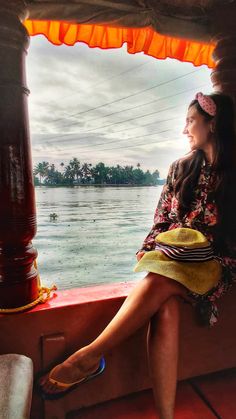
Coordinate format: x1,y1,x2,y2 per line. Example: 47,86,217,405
221,248,236,282
138,162,177,253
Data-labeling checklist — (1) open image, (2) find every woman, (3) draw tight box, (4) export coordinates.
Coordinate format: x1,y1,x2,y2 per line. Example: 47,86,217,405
39,92,236,419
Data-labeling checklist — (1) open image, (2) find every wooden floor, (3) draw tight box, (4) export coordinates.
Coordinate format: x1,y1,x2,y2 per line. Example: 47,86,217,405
68,368,236,419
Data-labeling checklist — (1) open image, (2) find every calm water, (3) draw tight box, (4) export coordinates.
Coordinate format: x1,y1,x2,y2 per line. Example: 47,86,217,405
34,186,162,290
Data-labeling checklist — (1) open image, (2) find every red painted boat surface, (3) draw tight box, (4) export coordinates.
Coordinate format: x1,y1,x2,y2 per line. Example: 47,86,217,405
68,369,236,418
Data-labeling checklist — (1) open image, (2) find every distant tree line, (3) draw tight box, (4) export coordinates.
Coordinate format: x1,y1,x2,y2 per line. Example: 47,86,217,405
33,158,162,186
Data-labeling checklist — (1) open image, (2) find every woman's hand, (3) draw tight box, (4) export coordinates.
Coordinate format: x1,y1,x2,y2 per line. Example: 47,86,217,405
136,251,145,261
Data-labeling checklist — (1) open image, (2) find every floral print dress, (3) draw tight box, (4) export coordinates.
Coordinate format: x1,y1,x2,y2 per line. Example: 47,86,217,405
139,158,236,326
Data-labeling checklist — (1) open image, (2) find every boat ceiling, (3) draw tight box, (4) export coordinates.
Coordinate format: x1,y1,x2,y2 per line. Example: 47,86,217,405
23,1,236,67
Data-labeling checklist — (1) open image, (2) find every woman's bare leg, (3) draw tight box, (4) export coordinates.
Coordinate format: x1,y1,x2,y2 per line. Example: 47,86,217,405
147,296,181,419
41,273,188,392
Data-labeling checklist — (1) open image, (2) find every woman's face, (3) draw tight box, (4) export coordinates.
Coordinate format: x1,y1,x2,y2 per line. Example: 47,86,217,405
183,105,214,152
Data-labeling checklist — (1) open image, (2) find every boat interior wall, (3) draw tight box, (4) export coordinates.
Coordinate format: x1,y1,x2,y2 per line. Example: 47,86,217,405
0,283,236,418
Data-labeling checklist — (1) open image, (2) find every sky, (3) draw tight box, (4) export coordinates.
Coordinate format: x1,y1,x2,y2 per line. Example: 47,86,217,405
27,36,213,177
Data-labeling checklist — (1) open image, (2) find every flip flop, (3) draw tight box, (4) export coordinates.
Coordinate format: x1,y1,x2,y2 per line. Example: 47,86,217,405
38,357,106,400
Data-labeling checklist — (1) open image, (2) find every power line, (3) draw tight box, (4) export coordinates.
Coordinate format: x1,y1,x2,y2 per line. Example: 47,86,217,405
42,116,183,157
45,68,204,126
58,127,183,152
75,135,178,155
37,114,182,147
35,80,209,146
45,126,182,156
44,61,151,113
43,103,185,144
55,82,209,130
113,115,182,134
33,84,212,157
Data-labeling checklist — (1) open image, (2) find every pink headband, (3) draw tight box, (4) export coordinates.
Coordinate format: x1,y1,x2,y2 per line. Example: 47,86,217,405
195,92,217,116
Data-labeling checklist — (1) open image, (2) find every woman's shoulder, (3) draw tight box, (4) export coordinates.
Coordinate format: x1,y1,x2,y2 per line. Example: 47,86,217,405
168,152,195,176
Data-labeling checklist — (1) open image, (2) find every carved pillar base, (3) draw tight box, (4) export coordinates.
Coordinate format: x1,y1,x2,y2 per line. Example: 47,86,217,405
0,3,39,308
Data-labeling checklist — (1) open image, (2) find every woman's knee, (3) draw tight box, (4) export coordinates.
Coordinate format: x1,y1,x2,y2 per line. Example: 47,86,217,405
143,272,170,289
158,297,180,321
150,297,180,334
143,272,186,299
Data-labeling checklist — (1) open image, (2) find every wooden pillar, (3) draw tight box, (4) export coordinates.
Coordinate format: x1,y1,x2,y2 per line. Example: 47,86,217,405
210,4,236,104
0,1,39,308
211,35,236,104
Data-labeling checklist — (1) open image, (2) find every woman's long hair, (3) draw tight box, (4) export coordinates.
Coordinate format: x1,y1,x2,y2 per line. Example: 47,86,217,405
174,92,236,252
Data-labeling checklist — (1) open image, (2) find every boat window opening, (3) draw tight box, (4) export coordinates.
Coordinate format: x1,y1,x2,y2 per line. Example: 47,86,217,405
28,36,212,290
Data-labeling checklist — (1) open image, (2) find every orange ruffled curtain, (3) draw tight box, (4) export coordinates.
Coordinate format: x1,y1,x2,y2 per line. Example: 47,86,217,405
24,20,215,68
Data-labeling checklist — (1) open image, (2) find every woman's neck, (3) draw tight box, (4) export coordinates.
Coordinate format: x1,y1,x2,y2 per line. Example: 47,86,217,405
203,144,215,165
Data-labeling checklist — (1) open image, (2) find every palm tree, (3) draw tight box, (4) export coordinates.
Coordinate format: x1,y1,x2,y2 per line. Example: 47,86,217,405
133,167,144,184
92,162,109,184
124,165,134,184
108,166,118,184
45,165,64,185
33,161,49,184
69,158,81,183
144,170,153,185
64,164,74,184
152,169,160,183
81,163,92,183
115,164,123,184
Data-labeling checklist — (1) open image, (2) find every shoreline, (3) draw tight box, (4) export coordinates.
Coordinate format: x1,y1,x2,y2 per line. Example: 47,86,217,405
35,182,165,188
35,183,163,188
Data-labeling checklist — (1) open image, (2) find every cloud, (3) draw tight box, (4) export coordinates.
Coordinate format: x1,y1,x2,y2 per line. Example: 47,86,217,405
27,36,212,175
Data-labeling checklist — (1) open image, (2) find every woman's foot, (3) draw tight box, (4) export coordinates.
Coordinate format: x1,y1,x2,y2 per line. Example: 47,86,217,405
39,348,103,396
